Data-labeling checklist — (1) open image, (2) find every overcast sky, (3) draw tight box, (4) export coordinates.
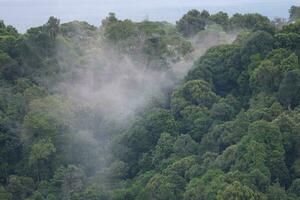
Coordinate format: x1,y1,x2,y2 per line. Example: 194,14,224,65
1,0,300,32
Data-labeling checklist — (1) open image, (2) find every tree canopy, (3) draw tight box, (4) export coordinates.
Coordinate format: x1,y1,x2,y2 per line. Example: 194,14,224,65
0,6,300,200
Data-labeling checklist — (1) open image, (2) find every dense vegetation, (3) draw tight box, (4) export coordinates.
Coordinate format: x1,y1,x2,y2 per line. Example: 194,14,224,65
1,5,300,200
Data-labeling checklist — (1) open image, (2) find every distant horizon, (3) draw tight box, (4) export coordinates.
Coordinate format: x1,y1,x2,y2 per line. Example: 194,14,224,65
1,0,300,33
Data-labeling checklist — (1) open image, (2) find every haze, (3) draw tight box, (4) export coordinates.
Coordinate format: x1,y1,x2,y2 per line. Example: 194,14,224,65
1,0,299,32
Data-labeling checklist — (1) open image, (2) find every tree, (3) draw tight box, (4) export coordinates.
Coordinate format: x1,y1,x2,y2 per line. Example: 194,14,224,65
246,169,270,192
217,181,264,200
280,53,299,72
101,12,118,27
178,105,212,141
176,10,210,36
210,12,229,30
0,52,20,80
291,159,300,179
186,44,242,95
152,132,175,164
22,95,73,143
230,13,274,33
183,178,207,200
163,156,197,180
29,139,56,181
278,70,300,109
234,137,269,174
275,32,300,50
210,100,235,122
173,135,199,157
176,80,218,108
266,183,288,200
0,186,12,200
251,60,281,92
139,174,185,200
29,139,56,165
186,170,229,200
282,20,300,34
81,185,110,200
216,144,236,168
104,20,135,42
51,166,86,200
7,176,35,200
241,31,274,65
0,20,18,36
248,121,289,184
289,179,300,197
46,17,60,38
289,6,300,22
140,109,178,148
200,117,249,153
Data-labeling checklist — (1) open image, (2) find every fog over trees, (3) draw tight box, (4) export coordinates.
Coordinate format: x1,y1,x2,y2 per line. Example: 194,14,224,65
0,3,300,200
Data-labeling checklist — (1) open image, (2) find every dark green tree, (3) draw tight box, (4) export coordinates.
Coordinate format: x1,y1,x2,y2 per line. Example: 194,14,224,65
176,10,210,36
278,70,300,109
289,6,300,22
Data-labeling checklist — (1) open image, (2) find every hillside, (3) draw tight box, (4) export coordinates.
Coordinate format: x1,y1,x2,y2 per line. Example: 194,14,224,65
1,6,300,200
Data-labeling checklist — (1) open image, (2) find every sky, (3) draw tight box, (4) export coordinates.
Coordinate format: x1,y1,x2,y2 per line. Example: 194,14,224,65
0,0,300,32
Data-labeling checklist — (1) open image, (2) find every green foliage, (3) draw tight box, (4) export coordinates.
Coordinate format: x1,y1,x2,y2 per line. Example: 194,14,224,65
292,159,300,178
241,31,274,64
173,135,198,157
46,17,60,39
1,7,300,200
275,32,300,50
289,178,300,197
152,132,175,164
210,12,229,30
289,6,300,22
0,20,18,36
186,169,227,200
105,20,135,42
230,13,274,33
138,173,184,200
7,176,35,200
29,139,56,166
171,80,218,117
187,44,242,95
0,186,12,200
176,9,210,36
251,60,282,92
266,183,288,200
183,178,206,200
61,21,97,39
217,181,264,200
278,70,300,109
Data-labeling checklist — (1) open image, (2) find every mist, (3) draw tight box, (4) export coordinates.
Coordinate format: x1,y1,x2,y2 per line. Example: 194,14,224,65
1,2,299,198
54,24,236,122
37,20,238,178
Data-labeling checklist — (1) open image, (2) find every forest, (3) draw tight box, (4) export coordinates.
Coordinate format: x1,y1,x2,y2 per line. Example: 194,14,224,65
1,5,300,200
